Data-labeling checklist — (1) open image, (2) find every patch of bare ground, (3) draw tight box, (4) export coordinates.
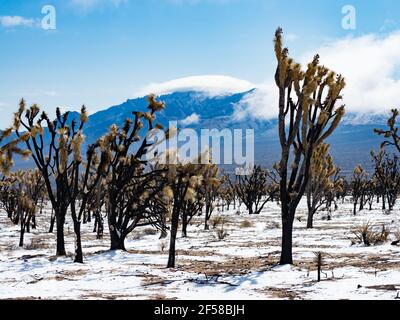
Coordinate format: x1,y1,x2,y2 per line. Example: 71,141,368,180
256,287,302,300
296,244,339,249
328,253,400,270
225,241,279,248
126,249,163,255
79,291,136,300
178,256,275,275
55,269,89,277
292,251,400,274
18,254,47,260
0,244,11,251
88,248,164,257
148,293,173,300
365,284,400,291
25,241,54,251
140,274,168,286
3,296,43,300
175,249,229,258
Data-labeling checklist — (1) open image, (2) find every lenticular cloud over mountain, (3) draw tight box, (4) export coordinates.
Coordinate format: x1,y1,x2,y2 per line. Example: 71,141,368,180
136,75,256,97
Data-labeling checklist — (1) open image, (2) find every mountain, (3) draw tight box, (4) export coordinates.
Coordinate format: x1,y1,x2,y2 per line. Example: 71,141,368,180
12,90,391,174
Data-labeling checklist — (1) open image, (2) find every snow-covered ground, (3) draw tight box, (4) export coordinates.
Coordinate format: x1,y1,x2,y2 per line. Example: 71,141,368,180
0,198,400,300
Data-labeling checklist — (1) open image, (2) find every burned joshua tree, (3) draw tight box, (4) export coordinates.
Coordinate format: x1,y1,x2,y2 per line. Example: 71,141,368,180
232,165,279,215
375,109,400,153
0,174,20,222
350,165,368,215
199,163,221,230
371,150,400,212
98,95,170,251
159,155,208,268
274,28,346,264
306,144,342,228
14,100,89,256
0,170,45,247
0,114,31,176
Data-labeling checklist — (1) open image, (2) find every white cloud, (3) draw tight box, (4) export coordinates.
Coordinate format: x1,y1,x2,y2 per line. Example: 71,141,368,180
305,31,400,115
0,16,35,28
137,75,255,97
233,82,278,121
180,113,200,126
235,31,400,120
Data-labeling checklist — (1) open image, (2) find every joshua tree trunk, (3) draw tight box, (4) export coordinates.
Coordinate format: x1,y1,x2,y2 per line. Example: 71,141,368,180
167,205,180,268
19,215,25,247
158,211,167,239
93,209,104,239
49,208,55,233
109,228,126,251
182,212,188,238
26,215,31,233
280,206,295,265
387,193,395,211
31,215,36,229
204,217,209,230
204,203,211,230
73,222,83,263
359,196,364,211
306,212,314,229
306,186,315,229
55,211,66,256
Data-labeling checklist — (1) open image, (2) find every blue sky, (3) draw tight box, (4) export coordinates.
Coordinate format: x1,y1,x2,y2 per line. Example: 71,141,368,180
1,0,400,127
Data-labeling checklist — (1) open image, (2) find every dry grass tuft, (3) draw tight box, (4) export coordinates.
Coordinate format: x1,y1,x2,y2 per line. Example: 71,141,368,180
25,238,51,250
216,226,228,240
394,230,400,241
352,222,390,246
265,221,280,229
240,220,253,228
210,215,225,229
159,241,167,252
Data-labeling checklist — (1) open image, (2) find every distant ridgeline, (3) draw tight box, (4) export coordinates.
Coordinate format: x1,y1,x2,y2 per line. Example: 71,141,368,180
9,90,390,176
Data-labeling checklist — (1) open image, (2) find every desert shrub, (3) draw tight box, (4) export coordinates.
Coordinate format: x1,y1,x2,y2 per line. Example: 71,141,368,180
391,230,400,246
159,241,167,252
210,215,224,229
25,238,50,250
240,220,253,228
379,225,391,242
352,222,390,246
265,221,280,229
216,225,228,240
